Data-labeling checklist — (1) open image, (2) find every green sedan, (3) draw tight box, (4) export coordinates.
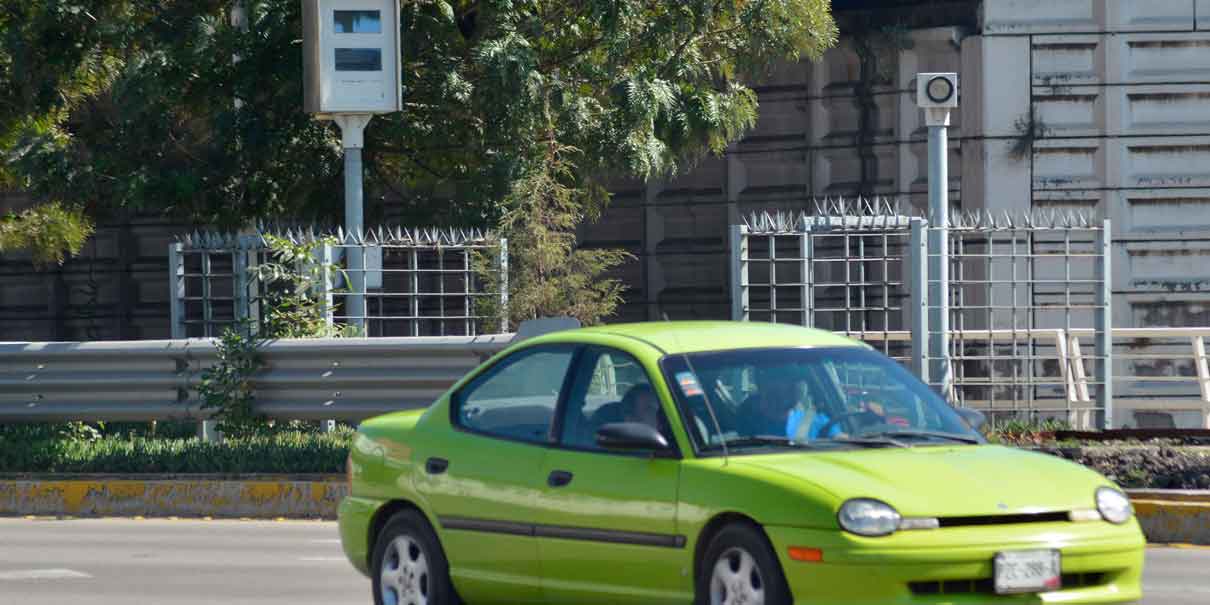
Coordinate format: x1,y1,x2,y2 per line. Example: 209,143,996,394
338,321,1144,605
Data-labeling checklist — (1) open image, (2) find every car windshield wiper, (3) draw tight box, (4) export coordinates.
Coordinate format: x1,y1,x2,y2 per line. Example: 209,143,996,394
859,430,981,445
713,435,827,450
827,436,910,448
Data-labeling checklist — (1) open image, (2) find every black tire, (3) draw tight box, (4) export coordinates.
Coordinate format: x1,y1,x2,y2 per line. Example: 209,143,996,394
696,522,792,605
371,510,458,605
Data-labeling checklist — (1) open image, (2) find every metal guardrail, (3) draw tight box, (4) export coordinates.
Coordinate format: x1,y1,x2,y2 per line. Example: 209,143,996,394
0,335,513,422
1,327,1207,428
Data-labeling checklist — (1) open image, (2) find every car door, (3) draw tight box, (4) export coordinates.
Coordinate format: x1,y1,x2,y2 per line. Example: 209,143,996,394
535,346,688,605
413,344,576,605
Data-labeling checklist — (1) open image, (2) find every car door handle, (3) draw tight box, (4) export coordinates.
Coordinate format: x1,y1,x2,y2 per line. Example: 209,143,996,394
547,470,574,488
425,457,449,475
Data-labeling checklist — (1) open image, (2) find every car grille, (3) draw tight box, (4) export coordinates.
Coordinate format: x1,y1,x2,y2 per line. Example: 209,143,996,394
908,573,1106,596
935,511,1071,528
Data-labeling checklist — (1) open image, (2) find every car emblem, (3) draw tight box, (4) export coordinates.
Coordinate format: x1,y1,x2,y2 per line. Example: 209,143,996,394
997,502,1009,510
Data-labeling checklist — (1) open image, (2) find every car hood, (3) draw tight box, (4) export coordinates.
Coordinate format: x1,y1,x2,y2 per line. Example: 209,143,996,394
736,444,1109,518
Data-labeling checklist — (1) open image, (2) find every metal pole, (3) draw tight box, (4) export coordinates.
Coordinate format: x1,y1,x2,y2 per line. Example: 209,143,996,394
345,147,365,332
334,114,372,334
1096,219,1113,429
928,122,951,400
169,243,185,340
729,225,748,321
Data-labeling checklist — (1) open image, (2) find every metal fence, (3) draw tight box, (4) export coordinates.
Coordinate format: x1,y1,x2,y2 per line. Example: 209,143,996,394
730,199,1115,427
169,227,507,339
0,335,513,423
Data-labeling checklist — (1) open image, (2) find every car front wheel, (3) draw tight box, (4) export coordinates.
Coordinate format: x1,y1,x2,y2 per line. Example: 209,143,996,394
371,510,457,605
698,522,791,605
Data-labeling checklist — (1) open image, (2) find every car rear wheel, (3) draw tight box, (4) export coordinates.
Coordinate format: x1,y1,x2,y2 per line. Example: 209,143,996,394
371,510,456,605
698,523,791,605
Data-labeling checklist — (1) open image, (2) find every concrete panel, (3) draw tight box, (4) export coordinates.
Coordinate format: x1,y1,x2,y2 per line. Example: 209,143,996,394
734,152,809,200
1033,140,1104,190
1121,239,1210,294
1120,86,1210,135
1122,137,1210,188
815,146,903,196
982,0,1098,35
1107,0,1196,32
975,36,1031,136
1033,36,1103,87
1118,188,1210,234
1034,90,1103,136
1120,34,1210,83
746,91,808,143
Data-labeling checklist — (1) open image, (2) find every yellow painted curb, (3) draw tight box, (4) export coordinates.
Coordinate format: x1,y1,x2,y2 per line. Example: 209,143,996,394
1129,498,1210,546
0,479,347,520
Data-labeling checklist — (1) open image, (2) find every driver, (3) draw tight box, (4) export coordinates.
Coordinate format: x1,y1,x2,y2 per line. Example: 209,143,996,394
738,365,805,437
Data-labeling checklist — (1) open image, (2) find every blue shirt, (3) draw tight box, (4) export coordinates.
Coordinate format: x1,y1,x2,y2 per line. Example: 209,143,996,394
786,408,844,440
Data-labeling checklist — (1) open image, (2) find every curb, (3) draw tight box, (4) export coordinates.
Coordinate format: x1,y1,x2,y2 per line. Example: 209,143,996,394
2,480,1208,544
1126,489,1210,546
0,477,346,520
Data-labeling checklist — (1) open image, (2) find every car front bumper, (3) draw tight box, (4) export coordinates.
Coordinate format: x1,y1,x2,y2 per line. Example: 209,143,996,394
764,519,1145,605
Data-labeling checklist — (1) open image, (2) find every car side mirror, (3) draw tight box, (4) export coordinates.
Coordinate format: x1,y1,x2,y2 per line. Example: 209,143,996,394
595,422,671,452
956,408,987,431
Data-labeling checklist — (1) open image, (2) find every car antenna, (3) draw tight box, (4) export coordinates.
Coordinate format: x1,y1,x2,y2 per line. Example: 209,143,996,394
669,330,729,465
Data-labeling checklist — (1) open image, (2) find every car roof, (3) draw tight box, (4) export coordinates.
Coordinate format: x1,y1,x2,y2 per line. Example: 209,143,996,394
527,320,865,355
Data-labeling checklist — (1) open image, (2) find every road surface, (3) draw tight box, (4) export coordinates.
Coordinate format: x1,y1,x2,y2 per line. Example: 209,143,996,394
0,518,1205,604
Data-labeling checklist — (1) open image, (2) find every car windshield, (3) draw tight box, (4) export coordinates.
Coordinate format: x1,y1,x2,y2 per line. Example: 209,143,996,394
660,347,982,454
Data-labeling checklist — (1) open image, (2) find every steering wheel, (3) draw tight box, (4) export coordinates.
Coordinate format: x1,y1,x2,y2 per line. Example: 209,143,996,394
816,410,884,439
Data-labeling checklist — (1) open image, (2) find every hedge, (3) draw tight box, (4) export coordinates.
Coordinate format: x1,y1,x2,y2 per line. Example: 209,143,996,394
0,429,353,475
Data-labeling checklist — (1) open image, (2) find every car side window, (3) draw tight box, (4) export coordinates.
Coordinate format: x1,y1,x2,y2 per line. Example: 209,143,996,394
454,346,575,444
559,347,671,451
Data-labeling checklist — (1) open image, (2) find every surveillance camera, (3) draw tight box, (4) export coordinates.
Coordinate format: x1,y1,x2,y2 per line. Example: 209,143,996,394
916,73,958,109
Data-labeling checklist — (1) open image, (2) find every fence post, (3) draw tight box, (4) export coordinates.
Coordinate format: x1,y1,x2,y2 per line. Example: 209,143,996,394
320,243,335,329
799,226,813,327
1095,219,1113,429
169,243,185,339
909,218,928,383
498,238,509,334
730,224,748,321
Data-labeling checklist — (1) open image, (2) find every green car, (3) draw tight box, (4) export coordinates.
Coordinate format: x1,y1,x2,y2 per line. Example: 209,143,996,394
339,321,1144,605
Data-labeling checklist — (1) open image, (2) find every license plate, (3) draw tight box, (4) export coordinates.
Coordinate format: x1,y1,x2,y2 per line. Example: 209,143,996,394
994,550,1061,594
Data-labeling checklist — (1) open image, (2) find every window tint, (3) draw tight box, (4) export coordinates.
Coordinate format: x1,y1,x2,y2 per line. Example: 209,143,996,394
455,347,575,443
559,348,670,451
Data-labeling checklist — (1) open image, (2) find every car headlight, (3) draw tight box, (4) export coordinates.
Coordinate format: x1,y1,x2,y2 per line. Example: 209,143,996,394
1096,487,1132,524
838,498,901,537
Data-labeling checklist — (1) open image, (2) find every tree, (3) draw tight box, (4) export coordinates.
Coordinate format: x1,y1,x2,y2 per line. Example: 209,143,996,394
1,0,837,313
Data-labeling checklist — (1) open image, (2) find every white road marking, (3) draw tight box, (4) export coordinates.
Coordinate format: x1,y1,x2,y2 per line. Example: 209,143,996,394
297,557,346,562
308,539,342,544
0,569,92,581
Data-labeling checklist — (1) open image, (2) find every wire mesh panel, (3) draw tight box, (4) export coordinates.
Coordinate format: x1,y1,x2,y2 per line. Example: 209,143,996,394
730,201,1112,428
735,199,918,365
171,228,507,338
931,212,1111,427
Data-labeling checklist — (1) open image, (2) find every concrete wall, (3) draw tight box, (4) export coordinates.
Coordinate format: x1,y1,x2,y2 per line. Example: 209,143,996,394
584,0,1210,332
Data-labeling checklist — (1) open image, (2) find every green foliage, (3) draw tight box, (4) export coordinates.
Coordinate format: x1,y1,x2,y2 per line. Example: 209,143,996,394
984,418,1071,445
255,234,357,339
0,428,353,474
198,234,357,436
198,324,265,438
475,140,634,327
0,202,94,266
0,0,837,230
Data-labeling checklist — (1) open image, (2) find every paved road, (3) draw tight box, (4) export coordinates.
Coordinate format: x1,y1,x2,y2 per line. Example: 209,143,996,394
0,518,1206,605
